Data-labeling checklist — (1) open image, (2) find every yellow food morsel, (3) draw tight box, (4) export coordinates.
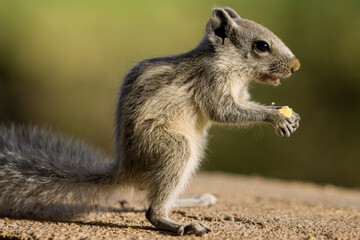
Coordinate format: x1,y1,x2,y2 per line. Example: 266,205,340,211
279,106,292,117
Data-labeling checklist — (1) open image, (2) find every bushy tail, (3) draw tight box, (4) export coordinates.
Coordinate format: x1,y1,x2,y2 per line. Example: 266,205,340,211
0,124,118,220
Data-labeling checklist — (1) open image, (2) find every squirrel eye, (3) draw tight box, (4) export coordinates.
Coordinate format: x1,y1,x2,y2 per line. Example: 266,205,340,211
254,40,270,52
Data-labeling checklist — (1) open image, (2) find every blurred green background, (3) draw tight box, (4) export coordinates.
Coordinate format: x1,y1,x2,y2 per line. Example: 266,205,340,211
1,0,359,188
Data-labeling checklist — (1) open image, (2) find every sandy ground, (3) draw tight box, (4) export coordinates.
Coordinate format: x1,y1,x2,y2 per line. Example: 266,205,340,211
0,172,359,240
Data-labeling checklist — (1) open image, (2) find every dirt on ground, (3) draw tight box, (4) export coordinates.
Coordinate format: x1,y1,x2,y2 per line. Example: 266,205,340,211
0,172,359,240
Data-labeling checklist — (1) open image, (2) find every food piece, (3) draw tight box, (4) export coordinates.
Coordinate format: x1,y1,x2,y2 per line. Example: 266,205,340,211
279,106,292,117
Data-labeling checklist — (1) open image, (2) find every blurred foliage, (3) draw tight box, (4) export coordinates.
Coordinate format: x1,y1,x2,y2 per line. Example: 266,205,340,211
0,0,359,187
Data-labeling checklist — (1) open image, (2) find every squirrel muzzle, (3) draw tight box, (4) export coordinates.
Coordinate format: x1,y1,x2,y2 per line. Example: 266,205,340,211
290,58,300,73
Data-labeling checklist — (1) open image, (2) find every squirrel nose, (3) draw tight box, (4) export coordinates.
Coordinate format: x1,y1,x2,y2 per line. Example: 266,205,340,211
290,58,300,73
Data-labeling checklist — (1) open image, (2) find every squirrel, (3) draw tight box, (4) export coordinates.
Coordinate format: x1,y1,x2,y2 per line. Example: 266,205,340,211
0,7,300,236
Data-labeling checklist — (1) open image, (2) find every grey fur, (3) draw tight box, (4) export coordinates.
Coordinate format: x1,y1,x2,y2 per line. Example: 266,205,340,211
0,8,300,235
0,124,117,220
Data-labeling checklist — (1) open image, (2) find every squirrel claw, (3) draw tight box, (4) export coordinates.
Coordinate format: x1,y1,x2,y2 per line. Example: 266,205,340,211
178,222,211,236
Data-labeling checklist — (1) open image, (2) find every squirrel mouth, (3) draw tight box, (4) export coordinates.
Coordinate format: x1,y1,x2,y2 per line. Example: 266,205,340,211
259,74,281,86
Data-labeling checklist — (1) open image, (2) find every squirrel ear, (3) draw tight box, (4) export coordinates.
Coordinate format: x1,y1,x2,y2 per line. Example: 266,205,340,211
206,8,237,44
223,7,241,19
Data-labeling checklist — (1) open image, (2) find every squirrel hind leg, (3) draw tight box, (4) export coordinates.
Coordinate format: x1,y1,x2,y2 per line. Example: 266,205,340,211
146,207,211,236
140,130,210,235
145,193,216,235
173,193,218,208
145,168,203,235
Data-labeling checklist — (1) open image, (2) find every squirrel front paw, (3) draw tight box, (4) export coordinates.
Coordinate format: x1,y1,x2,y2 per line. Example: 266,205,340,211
267,107,300,137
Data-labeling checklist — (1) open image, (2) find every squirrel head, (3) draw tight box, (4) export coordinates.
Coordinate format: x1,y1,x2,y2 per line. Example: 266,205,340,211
205,7,300,86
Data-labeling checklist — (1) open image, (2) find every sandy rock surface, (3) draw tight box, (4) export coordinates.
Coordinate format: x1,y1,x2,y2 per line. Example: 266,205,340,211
1,172,359,239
